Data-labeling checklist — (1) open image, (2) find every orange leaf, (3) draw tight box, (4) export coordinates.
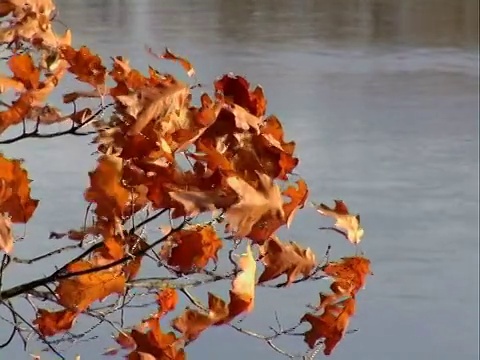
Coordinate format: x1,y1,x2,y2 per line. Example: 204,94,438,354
225,172,285,237
301,298,356,354
34,309,78,337
231,243,256,313
127,315,185,360
61,45,106,86
171,292,228,342
0,214,14,253
248,179,309,244
157,47,195,77
161,224,223,273
314,200,364,244
258,236,316,286
157,288,178,314
8,53,40,90
322,256,372,295
0,154,39,223
56,260,126,310
84,155,130,221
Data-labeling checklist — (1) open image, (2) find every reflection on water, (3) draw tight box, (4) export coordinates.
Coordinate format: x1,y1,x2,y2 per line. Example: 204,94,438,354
2,0,478,359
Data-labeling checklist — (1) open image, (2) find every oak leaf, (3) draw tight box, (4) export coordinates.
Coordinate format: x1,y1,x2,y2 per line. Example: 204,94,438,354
0,214,14,253
126,315,185,360
147,47,195,77
0,154,39,223
156,288,178,314
322,256,372,295
314,200,364,244
84,155,130,221
34,308,78,337
161,224,223,273
214,73,266,116
171,292,229,342
8,53,40,90
125,81,190,136
225,172,285,238
56,260,126,310
258,236,316,286
60,45,106,86
248,179,309,244
301,297,356,355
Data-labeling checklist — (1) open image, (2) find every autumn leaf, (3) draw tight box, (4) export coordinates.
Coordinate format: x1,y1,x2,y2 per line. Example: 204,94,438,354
214,73,266,116
61,45,106,86
125,81,190,136
248,179,309,244
231,242,256,302
34,308,78,337
56,260,126,310
301,297,356,355
8,53,40,90
225,172,285,238
84,155,130,221
161,224,223,273
0,154,39,223
322,256,372,295
171,292,229,342
258,236,316,286
0,214,14,253
314,200,364,244
126,315,185,360
147,47,195,77
157,288,178,314
227,242,257,316
172,246,257,340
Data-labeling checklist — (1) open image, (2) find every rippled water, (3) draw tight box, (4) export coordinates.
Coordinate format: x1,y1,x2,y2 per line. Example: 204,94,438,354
1,0,478,359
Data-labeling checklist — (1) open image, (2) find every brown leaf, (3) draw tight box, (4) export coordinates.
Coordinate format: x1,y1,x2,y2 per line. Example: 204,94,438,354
301,297,356,354
248,179,309,244
0,214,14,253
34,309,78,337
126,81,190,136
225,172,284,237
258,236,316,286
61,45,106,86
84,155,130,221
126,315,185,360
0,154,39,223
147,47,195,77
56,260,126,310
161,224,223,273
314,200,364,244
322,256,372,295
8,53,40,90
156,288,178,314
171,292,228,342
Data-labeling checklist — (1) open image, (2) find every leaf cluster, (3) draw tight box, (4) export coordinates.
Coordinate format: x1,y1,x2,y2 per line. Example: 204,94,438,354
0,1,372,359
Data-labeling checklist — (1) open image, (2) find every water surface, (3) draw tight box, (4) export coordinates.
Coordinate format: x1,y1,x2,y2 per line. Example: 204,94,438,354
1,1,478,359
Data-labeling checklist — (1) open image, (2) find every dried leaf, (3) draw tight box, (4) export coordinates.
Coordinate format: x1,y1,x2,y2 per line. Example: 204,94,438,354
258,236,316,286
0,154,39,223
301,297,356,354
157,288,178,314
56,260,126,310
34,308,78,337
315,200,364,244
84,155,130,221
225,172,284,237
147,47,195,77
161,224,223,273
0,214,14,253
126,315,185,360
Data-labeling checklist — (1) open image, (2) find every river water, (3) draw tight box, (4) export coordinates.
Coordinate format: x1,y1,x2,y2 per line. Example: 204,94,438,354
1,0,478,359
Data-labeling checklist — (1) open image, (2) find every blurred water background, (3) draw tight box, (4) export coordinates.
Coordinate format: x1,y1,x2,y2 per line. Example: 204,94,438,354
1,0,478,359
